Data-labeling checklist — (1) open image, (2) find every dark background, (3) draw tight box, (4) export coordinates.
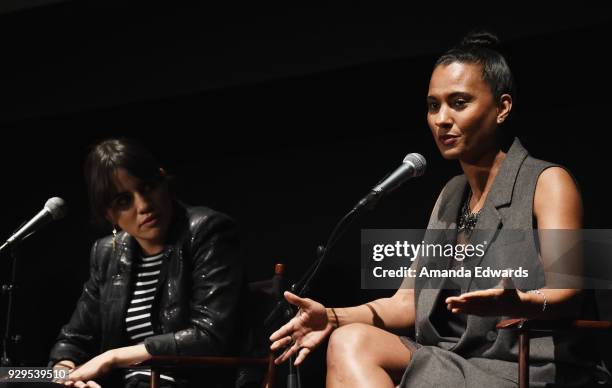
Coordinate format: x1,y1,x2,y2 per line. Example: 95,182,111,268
0,3,611,386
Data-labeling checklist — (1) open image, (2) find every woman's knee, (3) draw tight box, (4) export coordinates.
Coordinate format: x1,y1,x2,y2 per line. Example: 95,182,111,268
327,323,373,363
327,323,411,376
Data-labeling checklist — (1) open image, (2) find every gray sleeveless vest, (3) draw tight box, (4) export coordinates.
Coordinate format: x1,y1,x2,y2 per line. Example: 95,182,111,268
400,138,598,387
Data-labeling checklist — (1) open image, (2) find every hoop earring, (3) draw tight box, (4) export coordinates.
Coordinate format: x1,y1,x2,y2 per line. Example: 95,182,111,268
112,226,118,251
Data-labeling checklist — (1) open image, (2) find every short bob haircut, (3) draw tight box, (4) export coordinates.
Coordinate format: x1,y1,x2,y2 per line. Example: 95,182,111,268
435,30,516,103
84,138,165,227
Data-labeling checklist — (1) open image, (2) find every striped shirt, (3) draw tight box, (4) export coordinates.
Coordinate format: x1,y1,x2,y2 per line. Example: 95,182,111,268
124,251,175,384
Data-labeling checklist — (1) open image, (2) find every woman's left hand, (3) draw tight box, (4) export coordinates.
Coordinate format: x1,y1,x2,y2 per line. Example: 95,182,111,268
445,277,525,317
67,344,152,383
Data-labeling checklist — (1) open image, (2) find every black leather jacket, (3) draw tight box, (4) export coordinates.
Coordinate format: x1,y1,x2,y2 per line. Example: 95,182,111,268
49,202,244,374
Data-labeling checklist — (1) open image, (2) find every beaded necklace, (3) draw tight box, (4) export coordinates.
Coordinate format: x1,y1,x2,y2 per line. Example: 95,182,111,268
457,192,480,235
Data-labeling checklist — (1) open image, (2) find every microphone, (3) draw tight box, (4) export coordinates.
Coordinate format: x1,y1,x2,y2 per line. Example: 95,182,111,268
354,153,426,210
0,197,67,253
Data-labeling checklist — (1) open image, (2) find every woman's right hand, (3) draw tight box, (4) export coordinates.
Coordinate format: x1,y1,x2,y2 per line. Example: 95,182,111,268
269,291,336,366
61,380,101,388
52,360,74,384
52,360,100,388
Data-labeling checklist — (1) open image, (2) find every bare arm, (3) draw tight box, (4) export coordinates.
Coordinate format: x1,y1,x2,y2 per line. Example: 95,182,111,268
271,276,416,365
328,284,415,334
64,344,152,384
521,166,584,318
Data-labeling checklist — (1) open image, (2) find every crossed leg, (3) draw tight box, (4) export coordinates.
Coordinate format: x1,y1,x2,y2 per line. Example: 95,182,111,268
326,323,412,388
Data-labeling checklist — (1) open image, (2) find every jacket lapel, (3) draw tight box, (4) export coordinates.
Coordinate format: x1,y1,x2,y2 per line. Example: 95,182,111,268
454,138,530,351
106,232,134,347
464,138,529,290
421,176,467,319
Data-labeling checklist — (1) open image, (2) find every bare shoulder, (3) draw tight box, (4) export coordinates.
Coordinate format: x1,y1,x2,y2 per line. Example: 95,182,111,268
534,167,583,228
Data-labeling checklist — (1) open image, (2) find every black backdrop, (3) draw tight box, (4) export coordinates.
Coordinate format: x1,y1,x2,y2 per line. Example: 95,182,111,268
1,3,611,386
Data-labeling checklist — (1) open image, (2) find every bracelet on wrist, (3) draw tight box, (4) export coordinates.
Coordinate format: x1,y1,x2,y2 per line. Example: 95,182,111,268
330,308,339,329
527,289,547,312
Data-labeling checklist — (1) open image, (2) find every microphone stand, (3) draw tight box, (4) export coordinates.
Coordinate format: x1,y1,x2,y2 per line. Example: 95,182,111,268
265,193,380,388
291,198,373,297
1,245,21,367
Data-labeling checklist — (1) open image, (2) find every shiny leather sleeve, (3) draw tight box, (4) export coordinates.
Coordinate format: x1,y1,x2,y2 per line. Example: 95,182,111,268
48,240,104,366
144,211,244,356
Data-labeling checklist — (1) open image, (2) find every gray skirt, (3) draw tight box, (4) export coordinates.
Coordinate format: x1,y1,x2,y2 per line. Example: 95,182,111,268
399,335,421,353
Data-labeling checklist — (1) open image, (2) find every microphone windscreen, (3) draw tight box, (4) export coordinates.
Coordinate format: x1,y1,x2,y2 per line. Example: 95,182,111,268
403,153,426,177
44,197,68,220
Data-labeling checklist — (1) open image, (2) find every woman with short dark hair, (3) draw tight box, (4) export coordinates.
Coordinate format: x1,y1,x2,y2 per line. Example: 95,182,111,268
50,138,244,388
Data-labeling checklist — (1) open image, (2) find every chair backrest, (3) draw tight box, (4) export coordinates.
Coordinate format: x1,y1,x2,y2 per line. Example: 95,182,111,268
595,290,612,380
